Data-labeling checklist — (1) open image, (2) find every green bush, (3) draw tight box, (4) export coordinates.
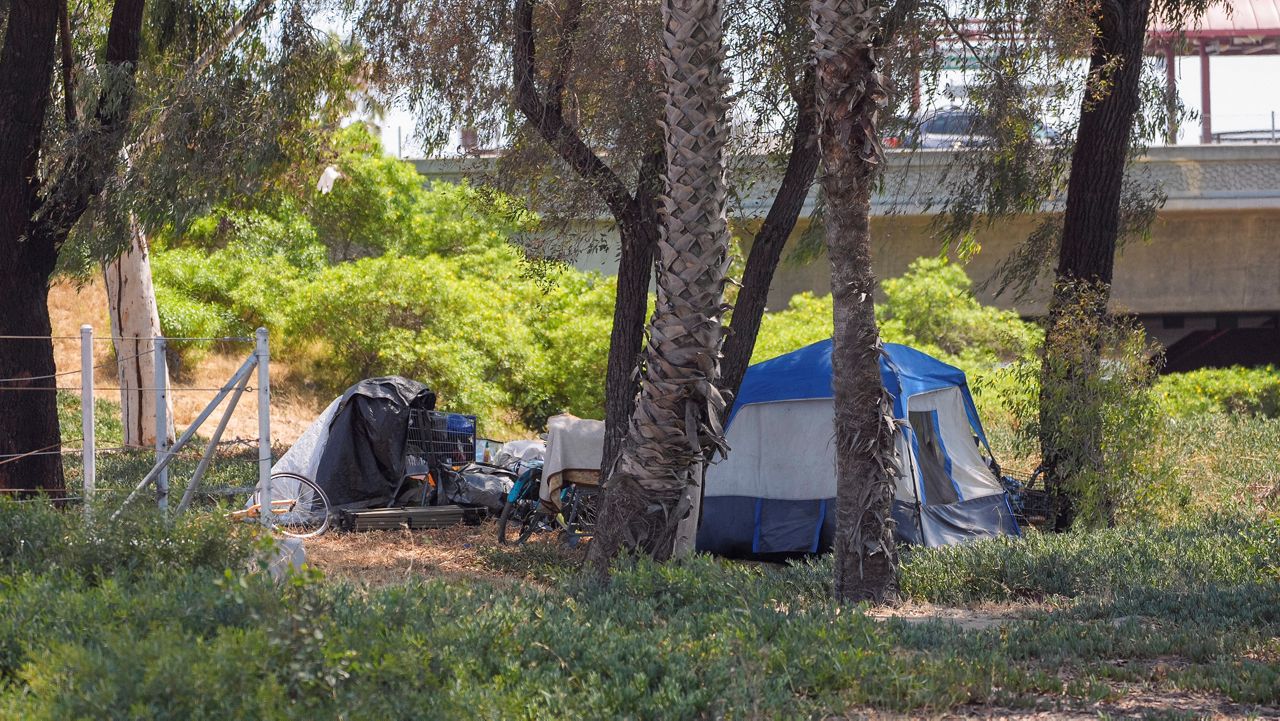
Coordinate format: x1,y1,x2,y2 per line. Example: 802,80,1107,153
898,517,1280,605
1002,291,1168,528
0,499,259,583
1157,365,1280,418
2,515,1277,716
285,251,614,426
751,257,1041,371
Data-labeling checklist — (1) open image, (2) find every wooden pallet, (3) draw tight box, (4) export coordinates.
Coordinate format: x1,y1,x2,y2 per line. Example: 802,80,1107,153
338,505,486,532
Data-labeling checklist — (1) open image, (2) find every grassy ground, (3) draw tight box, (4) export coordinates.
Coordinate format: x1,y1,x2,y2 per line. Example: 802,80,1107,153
0,501,1275,719
11,373,1279,718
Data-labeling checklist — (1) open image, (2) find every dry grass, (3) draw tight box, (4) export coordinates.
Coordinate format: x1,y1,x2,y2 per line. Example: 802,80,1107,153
48,280,325,445
305,520,580,587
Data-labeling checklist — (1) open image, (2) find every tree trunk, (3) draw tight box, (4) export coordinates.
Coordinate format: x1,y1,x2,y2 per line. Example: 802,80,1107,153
600,211,657,478
0,0,63,493
811,0,899,604
1040,0,1153,530
0,0,148,492
720,93,819,404
587,0,732,574
103,220,172,447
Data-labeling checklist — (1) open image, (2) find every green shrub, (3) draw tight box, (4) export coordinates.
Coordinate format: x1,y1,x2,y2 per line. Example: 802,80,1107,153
0,499,259,584
751,257,1041,371
1,505,1277,715
1001,287,1168,528
1157,366,1280,418
898,517,1280,605
286,251,612,425
878,257,1042,369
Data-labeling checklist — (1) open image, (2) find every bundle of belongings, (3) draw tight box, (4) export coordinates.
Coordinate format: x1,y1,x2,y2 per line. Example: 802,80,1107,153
270,377,537,517
539,414,603,512
271,376,437,511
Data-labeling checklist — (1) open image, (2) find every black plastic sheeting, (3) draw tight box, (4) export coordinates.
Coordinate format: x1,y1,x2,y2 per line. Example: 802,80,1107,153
314,377,436,510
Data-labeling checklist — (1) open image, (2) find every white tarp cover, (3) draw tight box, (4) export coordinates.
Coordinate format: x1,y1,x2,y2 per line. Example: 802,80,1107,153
540,414,604,505
262,397,340,505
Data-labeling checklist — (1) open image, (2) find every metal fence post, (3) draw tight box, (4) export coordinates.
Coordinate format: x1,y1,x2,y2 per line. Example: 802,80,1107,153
80,325,95,519
256,327,272,527
154,335,169,514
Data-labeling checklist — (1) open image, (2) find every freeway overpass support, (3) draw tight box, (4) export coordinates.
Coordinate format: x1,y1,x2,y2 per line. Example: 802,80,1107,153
417,144,1280,370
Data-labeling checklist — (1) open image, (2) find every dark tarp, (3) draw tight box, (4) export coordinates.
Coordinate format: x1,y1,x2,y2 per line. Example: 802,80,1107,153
441,465,514,512
314,377,436,509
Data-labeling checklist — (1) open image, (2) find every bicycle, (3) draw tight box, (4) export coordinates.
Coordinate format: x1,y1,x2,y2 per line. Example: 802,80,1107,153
496,465,544,544
227,471,333,538
496,467,597,546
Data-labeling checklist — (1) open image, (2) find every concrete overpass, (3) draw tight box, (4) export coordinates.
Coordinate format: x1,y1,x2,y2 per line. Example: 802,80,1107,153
416,144,1280,369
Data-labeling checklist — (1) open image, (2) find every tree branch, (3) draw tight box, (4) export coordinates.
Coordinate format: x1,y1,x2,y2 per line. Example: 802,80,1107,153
721,65,819,402
58,0,76,128
135,0,276,150
29,0,147,255
547,0,583,114
513,0,635,221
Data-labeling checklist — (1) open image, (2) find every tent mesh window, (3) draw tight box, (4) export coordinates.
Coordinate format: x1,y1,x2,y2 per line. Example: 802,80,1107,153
908,410,960,506
407,410,477,469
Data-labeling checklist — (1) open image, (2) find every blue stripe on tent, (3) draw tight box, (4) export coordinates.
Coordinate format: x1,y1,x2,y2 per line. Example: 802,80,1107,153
908,430,928,505
929,410,964,501
1003,493,1023,536
811,500,827,553
751,498,764,554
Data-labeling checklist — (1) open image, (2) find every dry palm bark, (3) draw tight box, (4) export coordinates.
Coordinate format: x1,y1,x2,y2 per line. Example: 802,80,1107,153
587,0,732,573
811,0,899,603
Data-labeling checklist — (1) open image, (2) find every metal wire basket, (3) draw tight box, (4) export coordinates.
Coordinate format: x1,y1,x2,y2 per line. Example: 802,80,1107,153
407,409,477,469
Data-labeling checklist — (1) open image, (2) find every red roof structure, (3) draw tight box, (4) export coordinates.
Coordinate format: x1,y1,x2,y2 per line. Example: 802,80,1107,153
1148,0,1280,142
1150,0,1280,48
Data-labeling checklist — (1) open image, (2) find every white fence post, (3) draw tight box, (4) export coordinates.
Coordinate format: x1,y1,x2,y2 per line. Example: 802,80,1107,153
255,327,272,527
80,325,95,519
154,335,169,514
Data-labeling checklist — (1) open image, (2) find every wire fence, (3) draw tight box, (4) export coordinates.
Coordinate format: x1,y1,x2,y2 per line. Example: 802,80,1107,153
0,326,275,524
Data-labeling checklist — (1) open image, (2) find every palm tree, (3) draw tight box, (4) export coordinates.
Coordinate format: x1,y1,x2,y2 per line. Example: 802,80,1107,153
587,0,732,573
810,0,900,603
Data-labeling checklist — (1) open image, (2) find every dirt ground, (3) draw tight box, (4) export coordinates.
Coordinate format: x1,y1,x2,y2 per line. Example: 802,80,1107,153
306,521,514,584
48,280,326,445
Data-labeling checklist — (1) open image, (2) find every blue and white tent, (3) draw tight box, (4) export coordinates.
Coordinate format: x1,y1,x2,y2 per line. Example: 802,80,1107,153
697,340,1020,556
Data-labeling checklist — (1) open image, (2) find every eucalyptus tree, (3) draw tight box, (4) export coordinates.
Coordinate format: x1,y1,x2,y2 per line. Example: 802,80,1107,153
65,0,356,447
0,0,356,490
923,0,1210,529
1035,0,1212,529
348,0,820,473
0,0,147,492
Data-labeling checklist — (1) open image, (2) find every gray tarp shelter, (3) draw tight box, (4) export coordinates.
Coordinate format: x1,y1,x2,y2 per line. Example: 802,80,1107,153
271,377,436,510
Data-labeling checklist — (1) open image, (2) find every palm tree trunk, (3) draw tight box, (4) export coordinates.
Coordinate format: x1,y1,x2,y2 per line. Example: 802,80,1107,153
587,0,732,574
811,0,899,604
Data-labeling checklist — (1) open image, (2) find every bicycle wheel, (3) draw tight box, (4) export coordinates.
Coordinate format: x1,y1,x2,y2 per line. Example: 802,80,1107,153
497,497,531,544
250,472,332,538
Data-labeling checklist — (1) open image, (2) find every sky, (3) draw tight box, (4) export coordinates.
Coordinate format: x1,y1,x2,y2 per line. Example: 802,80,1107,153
372,54,1280,158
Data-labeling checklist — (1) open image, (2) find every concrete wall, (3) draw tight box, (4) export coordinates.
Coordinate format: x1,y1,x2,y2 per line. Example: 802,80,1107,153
760,207,1280,317
415,145,1280,318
